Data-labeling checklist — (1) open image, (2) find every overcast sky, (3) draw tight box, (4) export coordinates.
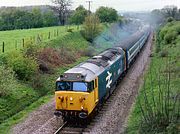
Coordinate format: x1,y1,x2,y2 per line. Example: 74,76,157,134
0,0,179,11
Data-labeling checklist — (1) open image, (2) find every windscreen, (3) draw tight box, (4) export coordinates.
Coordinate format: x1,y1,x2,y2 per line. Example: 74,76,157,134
56,81,88,92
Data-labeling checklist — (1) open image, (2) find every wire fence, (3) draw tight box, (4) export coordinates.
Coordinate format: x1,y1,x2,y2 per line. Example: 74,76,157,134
0,25,81,53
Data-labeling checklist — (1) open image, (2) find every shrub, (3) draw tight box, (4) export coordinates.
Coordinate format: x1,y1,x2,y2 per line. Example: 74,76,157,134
38,48,61,67
164,31,178,44
5,51,38,81
23,43,40,58
67,28,74,33
167,17,174,22
159,49,169,57
81,15,102,42
11,57,38,80
37,47,77,73
0,65,17,97
58,47,77,64
29,73,44,91
138,70,179,133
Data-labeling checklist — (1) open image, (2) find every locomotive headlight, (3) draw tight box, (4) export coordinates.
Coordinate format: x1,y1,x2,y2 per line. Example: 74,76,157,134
70,97,73,101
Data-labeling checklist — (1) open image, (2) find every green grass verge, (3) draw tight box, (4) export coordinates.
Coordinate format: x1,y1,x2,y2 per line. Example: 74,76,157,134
127,21,180,133
0,95,53,134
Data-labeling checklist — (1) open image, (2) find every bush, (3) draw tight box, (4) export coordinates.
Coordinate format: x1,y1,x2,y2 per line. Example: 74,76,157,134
23,43,40,58
81,15,102,42
5,51,38,81
164,31,178,44
58,47,77,64
11,57,38,80
67,28,74,33
95,6,118,23
138,70,179,133
0,65,17,97
159,49,169,57
37,47,77,73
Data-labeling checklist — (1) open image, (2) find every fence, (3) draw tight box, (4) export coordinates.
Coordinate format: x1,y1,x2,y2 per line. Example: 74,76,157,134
0,25,81,53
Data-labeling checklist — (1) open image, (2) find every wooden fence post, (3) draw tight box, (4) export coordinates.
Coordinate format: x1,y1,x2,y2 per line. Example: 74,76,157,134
2,42,5,53
48,32,51,39
22,38,25,48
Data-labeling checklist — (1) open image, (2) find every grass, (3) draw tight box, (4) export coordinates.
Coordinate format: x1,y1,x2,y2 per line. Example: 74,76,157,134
46,31,89,51
0,25,79,53
0,95,53,134
127,21,180,133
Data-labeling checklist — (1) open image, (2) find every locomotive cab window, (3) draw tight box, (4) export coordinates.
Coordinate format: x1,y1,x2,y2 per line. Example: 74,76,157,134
56,81,89,92
88,81,94,92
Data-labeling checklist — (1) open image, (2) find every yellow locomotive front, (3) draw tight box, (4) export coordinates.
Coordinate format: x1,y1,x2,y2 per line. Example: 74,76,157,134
54,69,99,120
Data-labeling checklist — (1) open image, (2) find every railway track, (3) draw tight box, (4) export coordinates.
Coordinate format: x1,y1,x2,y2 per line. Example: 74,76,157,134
54,121,89,134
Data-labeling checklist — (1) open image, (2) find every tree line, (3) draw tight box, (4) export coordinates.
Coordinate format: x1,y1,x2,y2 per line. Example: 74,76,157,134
0,1,119,31
0,7,59,31
151,5,180,25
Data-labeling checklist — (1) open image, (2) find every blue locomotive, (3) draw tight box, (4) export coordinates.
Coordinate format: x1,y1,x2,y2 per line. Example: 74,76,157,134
55,25,151,120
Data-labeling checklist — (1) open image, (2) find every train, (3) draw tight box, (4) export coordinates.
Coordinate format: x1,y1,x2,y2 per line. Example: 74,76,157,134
54,25,151,121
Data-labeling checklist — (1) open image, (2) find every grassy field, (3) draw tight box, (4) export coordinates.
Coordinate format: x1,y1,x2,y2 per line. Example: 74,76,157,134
127,21,180,133
0,25,79,53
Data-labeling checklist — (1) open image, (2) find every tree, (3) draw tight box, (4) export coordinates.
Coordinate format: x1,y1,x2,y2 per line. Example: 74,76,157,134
43,10,58,27
95,6,118,23
81,14,102,42
69,5,88,25
51,0,72,25
162,5,178,19
32,8,43,28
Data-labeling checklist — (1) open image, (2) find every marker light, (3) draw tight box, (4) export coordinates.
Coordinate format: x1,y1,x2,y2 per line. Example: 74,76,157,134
70,97,73,101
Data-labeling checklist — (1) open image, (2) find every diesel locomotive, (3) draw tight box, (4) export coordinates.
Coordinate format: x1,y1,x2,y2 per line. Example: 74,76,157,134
54,25,151,120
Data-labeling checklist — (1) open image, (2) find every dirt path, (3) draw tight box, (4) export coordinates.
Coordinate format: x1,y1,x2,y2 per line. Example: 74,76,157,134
89,33,153,134
12,33,153,134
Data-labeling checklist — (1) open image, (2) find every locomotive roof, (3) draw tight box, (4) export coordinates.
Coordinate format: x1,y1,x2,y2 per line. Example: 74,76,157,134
58,47,124,82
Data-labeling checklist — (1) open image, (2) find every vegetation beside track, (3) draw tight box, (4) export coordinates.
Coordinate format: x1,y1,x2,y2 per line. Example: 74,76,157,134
127,21,180,133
